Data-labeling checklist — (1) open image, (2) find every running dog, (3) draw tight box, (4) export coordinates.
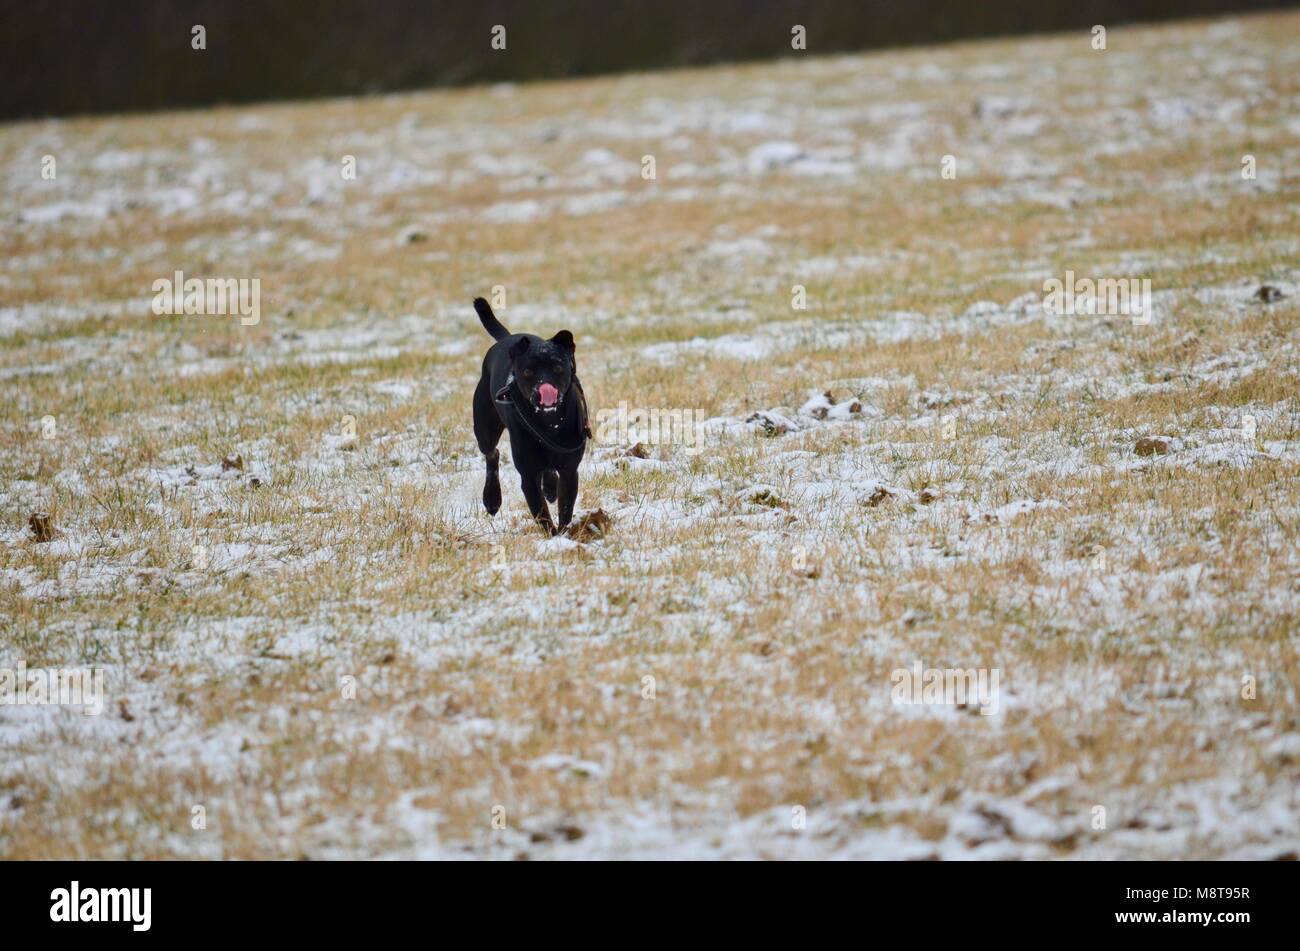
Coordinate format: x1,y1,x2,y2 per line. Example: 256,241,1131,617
472,297,589,534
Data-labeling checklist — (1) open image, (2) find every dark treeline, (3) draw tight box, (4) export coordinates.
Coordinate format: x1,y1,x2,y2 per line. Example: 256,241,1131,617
2,0,1295,121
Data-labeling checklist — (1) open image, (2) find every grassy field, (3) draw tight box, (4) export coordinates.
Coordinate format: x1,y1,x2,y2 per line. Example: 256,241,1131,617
2,11,1299,859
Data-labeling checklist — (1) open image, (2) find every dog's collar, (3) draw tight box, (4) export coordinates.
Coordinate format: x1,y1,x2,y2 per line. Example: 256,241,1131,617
495,374,587,454
493,373,562,425
493,372,517,406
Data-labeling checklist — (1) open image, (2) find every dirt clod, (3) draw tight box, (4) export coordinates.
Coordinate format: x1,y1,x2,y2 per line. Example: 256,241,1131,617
746,411,790,436
865,486,894,507
566,508,612,541
749,489,788,509
28,512,55,542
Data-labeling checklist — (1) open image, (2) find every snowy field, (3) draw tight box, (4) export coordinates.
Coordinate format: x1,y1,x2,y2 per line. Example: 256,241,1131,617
2,12,1299,859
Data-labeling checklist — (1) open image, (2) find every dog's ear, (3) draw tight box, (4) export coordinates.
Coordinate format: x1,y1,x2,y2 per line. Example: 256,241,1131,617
550,330,575,353
508,337,531,361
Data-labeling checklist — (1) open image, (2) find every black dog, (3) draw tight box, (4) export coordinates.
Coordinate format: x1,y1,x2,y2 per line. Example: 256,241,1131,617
472,297,589,534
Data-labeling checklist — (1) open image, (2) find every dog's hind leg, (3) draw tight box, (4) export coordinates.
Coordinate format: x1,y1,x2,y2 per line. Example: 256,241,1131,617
542,469,559,504
473,377,504,515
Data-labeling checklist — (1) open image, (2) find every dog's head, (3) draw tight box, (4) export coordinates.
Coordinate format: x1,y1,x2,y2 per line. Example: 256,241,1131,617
507,331,575,414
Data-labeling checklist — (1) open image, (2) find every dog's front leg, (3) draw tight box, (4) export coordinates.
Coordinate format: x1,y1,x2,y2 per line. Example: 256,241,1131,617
482,448,502,515
519,472,556,535
556,469,578,531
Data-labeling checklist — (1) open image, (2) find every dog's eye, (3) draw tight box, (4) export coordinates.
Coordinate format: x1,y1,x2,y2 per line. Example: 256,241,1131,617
522,369,534,378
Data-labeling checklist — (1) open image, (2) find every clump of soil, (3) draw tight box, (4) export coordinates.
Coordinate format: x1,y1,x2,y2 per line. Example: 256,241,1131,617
29,512,55,542
749,488,789,509
566,508,612,541
1135,437,1170,457
865,486,894,507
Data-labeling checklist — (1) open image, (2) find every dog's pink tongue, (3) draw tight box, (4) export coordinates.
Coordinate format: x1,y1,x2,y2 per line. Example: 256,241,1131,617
538,383,559,407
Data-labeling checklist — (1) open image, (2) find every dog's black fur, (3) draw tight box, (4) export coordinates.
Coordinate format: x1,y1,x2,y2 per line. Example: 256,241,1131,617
472,297,588,534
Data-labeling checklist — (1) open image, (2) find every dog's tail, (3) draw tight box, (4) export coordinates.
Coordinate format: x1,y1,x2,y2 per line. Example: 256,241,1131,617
474,297,510,340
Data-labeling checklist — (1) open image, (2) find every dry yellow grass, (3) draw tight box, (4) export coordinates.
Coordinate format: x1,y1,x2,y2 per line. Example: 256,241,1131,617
1,12,1299,858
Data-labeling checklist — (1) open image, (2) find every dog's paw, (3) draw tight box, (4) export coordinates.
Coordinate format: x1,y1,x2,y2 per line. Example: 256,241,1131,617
483,480,501,515
542,469,559,503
